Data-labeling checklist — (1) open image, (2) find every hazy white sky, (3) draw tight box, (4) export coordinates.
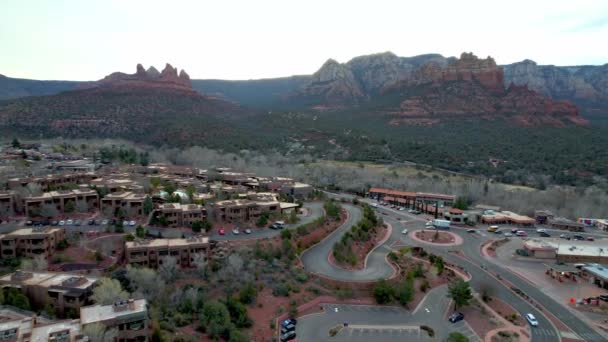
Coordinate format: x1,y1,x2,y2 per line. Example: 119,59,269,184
1,0,607,80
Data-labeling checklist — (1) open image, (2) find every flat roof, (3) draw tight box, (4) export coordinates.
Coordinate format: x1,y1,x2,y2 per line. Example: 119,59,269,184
102,191,145,200
583,264,608,280
126,236,209,249
0,227,63,237
0,271,97,289
80,299,147,325
482,210,535,223
30,320,81,342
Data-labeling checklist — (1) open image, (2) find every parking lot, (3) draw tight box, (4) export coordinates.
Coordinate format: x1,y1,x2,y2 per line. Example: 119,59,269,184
333,325,429,342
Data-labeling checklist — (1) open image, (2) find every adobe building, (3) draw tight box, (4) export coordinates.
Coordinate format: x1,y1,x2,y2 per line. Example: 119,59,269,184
0,306,36,341
155,203,207,228
367,188,455,208
80,299,148,342
213,199,281,223
8,173,97,192
0,191,15,217
523,239,608,264
125,236,210,269
29,319,84,342
90,176,143,194
101,192,146,217
0,271,98,315
547,217,585,232
279,182,313,198
481,210,535,227
0,227,66,261
23,190,99,217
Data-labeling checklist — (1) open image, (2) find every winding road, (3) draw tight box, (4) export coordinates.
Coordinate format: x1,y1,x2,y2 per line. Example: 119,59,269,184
297,193,608,342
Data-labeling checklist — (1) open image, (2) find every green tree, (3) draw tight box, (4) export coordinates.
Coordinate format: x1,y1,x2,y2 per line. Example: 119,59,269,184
186,184,196,200
228,329,248,342
136,225,146,238
11,138,21,148
192,221,203,233
225,297,252,328
199,301,232,340
256,212,270,227
447,332,470,342
448,279,473,309
453,197,469,210
64,201,75,213
92,278,129,305
397,275,414,307
201,219,212,232
373,280,394,304
143,196,153,215
238,282,258,304
323,200,341,219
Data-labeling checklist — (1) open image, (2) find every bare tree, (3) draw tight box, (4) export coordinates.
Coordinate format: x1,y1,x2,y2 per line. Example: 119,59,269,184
20,255,47,271
92,278,129,305
192,253,207,279
40,204,59,218
125,266,165,302
82,323,118,342
76,201,89,213
158,256,179,282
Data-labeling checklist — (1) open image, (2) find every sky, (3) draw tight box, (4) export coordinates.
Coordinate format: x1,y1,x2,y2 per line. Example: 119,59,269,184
1,0,607,81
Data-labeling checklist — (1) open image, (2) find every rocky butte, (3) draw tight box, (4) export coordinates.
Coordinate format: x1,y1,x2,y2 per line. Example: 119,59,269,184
96,63,194,92
294,52,586,127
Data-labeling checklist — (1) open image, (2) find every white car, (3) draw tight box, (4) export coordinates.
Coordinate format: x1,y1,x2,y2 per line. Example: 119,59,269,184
398,207,405,211
129,220,136,226
58,220,65,226
525,313,538,327
123,220,129,227
504,232,513,237
536,228,546,233
101,219,109,225
232,228,240,235
401,229,408,235
66,219,73,225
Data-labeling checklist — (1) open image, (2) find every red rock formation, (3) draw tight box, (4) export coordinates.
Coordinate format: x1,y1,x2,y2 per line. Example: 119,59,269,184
97,63,193,91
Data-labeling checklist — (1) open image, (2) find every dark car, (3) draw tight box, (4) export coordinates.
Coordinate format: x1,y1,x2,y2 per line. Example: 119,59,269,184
598,294,608,302
587,236,595,241
511,228,518,233
281,324,295,334
88,219,95,225
41,220,50,226
25,220,33,226
281,318,297,327
51,221,58,226
539,232,551,237
280,331,296,342
449,312,464,323
573,235,585,241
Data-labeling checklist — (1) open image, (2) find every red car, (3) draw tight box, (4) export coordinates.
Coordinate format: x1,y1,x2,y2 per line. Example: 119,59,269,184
218,229,225,235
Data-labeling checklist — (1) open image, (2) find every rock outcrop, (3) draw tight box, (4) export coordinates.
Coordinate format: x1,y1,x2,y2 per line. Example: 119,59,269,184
97,63,192,90
294,52,585,126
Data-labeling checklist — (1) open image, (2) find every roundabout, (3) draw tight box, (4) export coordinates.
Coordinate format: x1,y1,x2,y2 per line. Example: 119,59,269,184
409,228,463,246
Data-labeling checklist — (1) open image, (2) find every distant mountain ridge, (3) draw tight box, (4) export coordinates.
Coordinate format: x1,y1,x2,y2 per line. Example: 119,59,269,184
1,52,607,116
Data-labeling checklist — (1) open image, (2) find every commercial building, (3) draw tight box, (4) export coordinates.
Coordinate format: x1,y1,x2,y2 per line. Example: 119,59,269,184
481,210,535,227
23,190,99,217
582,264,608,290
80,299,148,342
368,188,455,208
125,236,209,268
0,227,66,261
213,199,281,223
90,176,143,194
547,217,585,232
0,271,98,315
101,192,146,217
523,239,608,264
279,182,313,198
155,203,206,228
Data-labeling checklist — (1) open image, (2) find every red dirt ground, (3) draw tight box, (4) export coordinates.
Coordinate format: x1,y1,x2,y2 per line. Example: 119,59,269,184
462,299,504,339
415,230,455,244
491,297,525,326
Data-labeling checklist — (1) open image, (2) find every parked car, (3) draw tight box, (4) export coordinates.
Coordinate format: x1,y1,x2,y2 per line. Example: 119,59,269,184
573,235,585,241
282,319,297,327
58,220,65,226
560,234,571,240
87,219,94,225
280,331,296,342
536,228,546,233
232,228,240,235
101,219,109,225
74,220,81,226
122,220,129,227
598,294,608,302
218,229,225,235
511,228,519,233
25,220,33,226
467,229,476,233
401,228,408,235
412,210,421,215
449,312,464,323
398,207,405,211
494,230,503,234
539,232,551,237
525,313,538,327
587,236,595,241
515,231,527,237
244,229,252,234
504,232,513,237
66,219,73,225
281,324,295,334
129,220,136,227
51,221,58,226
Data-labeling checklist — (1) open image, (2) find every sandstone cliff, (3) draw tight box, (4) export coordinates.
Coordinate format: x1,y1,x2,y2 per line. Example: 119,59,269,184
97,63,193,90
